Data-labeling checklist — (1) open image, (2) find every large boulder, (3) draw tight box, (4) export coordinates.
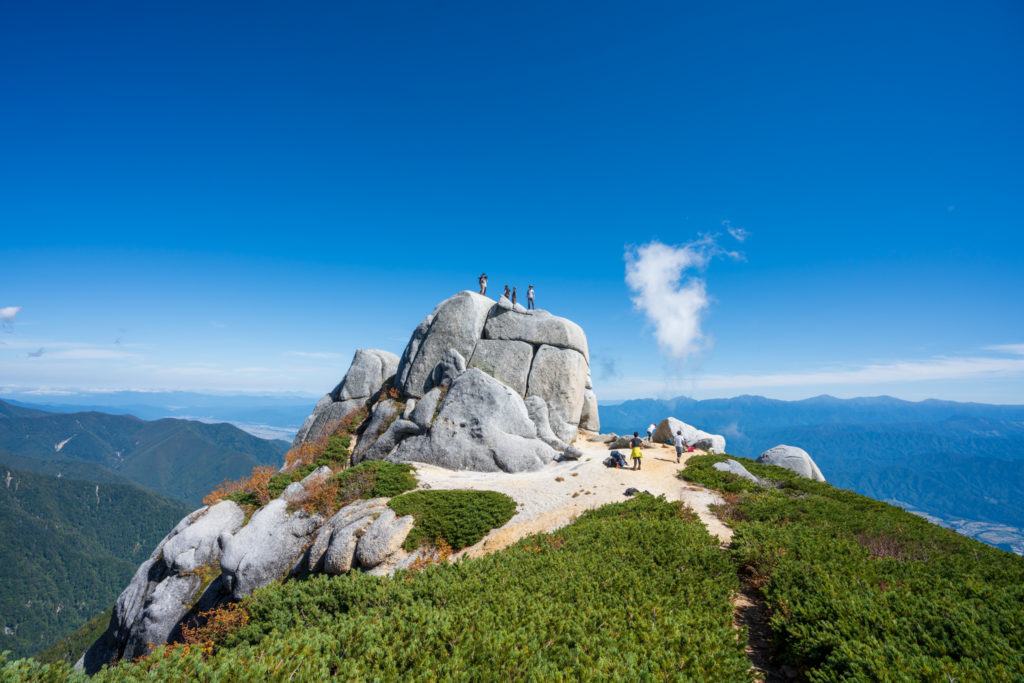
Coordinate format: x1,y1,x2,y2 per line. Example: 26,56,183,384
354,509,416,569
408,387,443,429
395,291,494,398
524,395,568,451
333,349,400,401
757,445,826,482
468,339,533,396
713,459,762,484
526,345,588,444
219,499,323,599
79,503,242,671
652,418,726,453
351,400,401,463
389,368,559,472
160,501,245,574
579,389,600,432
304,499,388,574
483,306,589,363
431,347,467,387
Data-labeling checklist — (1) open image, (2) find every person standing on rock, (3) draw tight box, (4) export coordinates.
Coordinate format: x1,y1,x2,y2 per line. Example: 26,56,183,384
630,432,643,470
527,285,535,310
478,273,489,295
511,286,518,306
503,284,511,300
646,423,656,444
673,430,685,463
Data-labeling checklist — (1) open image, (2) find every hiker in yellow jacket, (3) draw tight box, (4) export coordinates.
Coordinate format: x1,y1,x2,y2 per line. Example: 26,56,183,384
630,432,644,470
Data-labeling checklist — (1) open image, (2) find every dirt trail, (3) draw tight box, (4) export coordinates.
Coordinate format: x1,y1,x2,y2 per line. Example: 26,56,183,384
410,436,731,559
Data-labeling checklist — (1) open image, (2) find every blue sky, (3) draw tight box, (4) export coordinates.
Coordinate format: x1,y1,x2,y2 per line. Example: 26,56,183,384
2,0,1023,403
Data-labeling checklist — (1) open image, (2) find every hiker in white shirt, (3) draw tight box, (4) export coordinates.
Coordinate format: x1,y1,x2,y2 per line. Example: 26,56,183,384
646,423,656,444
527,285,535,310
673,430,686,463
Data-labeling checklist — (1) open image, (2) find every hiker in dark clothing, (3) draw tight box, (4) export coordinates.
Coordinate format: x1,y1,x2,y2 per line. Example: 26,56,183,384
630,432,644,470
478,273,488,295
511,286,518,306
503,285,511,299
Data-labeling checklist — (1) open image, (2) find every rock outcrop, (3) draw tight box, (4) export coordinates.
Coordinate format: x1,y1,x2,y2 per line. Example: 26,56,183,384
331,291,598,470
757,445,826,482
292,349,399,448
389,369,559,472
652,418,726,453
713,459,763,484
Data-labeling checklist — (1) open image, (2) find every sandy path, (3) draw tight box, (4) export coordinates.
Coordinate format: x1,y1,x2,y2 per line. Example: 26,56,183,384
409,437,731,559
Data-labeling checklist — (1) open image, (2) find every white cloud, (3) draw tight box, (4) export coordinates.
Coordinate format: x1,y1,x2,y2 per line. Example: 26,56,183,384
986,344,1024,356
0,306,21,327
624,235,742,361
45,348,135,360
722,220,749,242
210,321,227,328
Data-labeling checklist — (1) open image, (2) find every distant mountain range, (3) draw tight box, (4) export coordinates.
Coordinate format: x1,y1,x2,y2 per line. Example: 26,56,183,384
599,394,1024,554
0,399,289,504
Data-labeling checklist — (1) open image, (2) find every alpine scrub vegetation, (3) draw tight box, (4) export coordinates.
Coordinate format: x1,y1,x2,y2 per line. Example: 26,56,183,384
682,454,1024,681
388,489,517,550
1,496,749,681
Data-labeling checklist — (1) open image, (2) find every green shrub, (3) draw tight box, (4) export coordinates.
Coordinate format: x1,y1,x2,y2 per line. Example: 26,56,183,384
388,489,517,550
682,454,1024,680
331,461,417,504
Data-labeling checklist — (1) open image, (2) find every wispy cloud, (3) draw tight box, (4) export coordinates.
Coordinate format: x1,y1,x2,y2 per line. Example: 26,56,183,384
284,351,343,360
26,348,45,358
44,348,136,360
210,321,227,328
986,344,1024,356
601,351,1024,401
722,220,749,242
624,234,743,361
0,306,21,328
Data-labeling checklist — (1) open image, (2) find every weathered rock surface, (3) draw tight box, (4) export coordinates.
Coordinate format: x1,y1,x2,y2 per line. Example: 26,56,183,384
524,395,568,451
580,389,600,432
160,501,245,574
526,345,588,444
757,445,826,482
390,369,558,472
352,399,401,463
713,459,762,484
282,466,333,504
431,347,467,387
355,509,415,569
292,397,364,448
408,387,443,429
484,306,589,362
358,418,421,463
333,349,400,401
652,418,726,453
79,504,241,672
396,291,493,398
468,339,533,396
305,499,388,573
220,500,323,599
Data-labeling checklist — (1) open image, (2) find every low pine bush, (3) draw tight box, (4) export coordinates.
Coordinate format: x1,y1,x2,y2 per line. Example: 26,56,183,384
683,453,1024,681
388,489,517,550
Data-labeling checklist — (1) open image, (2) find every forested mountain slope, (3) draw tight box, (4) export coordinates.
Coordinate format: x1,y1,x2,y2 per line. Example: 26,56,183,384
0,464,192,658
0,400,288,504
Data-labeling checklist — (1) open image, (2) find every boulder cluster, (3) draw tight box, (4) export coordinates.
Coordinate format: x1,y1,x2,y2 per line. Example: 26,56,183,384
295,291,599,472
79,468,425,673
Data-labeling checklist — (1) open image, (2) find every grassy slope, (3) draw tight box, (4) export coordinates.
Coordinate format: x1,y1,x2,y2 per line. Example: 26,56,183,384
0,466,192,659
682,454,1024,681
1,496,749,681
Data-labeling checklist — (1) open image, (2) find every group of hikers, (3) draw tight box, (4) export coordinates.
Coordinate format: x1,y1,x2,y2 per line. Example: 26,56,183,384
477,273,535,310
609,423,693,471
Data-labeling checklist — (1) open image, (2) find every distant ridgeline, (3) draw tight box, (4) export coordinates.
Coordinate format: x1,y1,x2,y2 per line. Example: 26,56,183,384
601,395,1024,554
0,400,288,504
